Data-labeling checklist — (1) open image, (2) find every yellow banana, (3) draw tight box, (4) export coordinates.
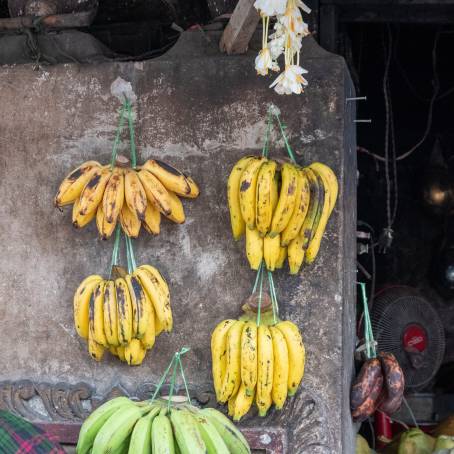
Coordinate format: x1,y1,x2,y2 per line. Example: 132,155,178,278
142,159,199,198
78,167,111,216
269,326,289,409
219,320,244,403
54,161,100,207
256,160,277,236
119,202,141,238
116,345,126,362
102,167,125,225
124,338,147,366
115,278,133,345
137,169,171,216
287,236,305,275
154,312,164,337
103,280,120,347
276,321,305,396
164,191,185,224
239,157,266,230
125,275,148,339
228,390,237,417
281,169,310,245
140,295,156,350
233,383,255,421
263,234,281,271
133,268,172,332
256,325,273,417
74,275,102,339
245,227,263,270
72,197,96,228
269,163,299,237
227,156,255,240
96,203,105,238
241,321,258,396
124,169,147,220
271,173,279,212
275,246,287,269
309,162,338,214
305,164,338,264
93,281,107,346
211,319,237,402
88,293,105,361
142,202,161,235
299,168,323,249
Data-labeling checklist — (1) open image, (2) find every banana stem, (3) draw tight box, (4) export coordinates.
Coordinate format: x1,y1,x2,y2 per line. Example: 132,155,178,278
110,101,128,169
126,100,137,169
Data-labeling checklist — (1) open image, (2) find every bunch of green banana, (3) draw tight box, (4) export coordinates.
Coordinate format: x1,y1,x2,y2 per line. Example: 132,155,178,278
211,315,305,420
227,157,338,274
73,264,171,365
55,156,199,239
76,396,251,454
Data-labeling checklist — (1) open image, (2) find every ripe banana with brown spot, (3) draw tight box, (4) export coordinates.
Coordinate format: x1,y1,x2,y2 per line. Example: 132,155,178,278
245,227,263,270
92,281,107,346
309,162,338,214
119,202,141,238
211,319,237,402
103,167,125,225
276,321,305,396
124,169,147,220
142,202,161,235
74,275,103,339
54,160,100,207
125,274,148,339
241,321,258,396
115,277,133,345
103,280,120,347
137,169,172,216
78,167,111,216
269,163,299,237
239,157,266,230
88,292,105,361
219,320,244,403
275,245,287,269
256,325,273,416
269,326,289,409
256,160,277,236
165,190,185,224
72,197,96,228
124,338,147,366
142,159,199,198
287,236,305,275
227,156,255,240
281,168,310,246
233,383,255,422
134,267,172,332
263,234,281,271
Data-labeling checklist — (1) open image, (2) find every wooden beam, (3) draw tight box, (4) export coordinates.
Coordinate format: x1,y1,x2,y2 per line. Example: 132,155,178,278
219,0,260,55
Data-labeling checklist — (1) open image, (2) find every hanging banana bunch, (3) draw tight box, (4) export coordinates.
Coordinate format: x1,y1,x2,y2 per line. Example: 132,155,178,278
73,229,172,365
54,100,199,239
227,107,338,274
210,264,306,420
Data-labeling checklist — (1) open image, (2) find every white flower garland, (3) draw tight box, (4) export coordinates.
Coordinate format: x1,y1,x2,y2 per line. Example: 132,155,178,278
254,0,311,95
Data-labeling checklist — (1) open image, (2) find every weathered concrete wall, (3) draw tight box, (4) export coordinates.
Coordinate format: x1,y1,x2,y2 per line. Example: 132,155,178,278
0,32,356,452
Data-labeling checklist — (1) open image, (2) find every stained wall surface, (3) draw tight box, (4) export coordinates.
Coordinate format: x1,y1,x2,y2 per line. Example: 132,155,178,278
0,33,356,453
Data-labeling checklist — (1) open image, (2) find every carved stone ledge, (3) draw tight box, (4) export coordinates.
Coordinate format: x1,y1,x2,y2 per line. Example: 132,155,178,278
0,380,334,452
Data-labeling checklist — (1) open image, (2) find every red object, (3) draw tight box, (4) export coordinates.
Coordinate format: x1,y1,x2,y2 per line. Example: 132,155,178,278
403,324,428,352
375,411,393,448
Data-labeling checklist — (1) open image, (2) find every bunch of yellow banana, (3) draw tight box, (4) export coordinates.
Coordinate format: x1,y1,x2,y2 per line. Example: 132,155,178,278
211,317,305,420
55,157,199,239
73,264,172,365
227,157,338,274
76,396,251,454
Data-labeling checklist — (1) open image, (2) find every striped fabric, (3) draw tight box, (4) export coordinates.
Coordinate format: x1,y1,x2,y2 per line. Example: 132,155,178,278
0,411,65,454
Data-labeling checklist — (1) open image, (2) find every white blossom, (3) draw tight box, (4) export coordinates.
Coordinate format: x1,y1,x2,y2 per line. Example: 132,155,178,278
254,0,286,16
269,65,308,95
255,47,273,76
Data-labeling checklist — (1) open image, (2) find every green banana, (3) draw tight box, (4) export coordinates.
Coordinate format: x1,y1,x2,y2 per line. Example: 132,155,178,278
193,413,230,454
152,412,175,454
92,404,150,454
76,397,133,454
170,408,206,454
199,408,250,454
128,406,161,454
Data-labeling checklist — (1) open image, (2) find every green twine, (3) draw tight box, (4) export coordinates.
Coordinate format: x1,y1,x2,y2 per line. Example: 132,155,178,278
267,271,279,325
110,102,128,169
274,113,298,164
256,263,265,326
359,282,376,359
126,100,137,169
262,114,272,158
109,224,122,278
252,261,264,293
126,236,137,272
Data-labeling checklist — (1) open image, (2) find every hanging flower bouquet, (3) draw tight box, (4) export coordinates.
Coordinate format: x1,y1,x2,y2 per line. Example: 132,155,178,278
254,0,311,94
